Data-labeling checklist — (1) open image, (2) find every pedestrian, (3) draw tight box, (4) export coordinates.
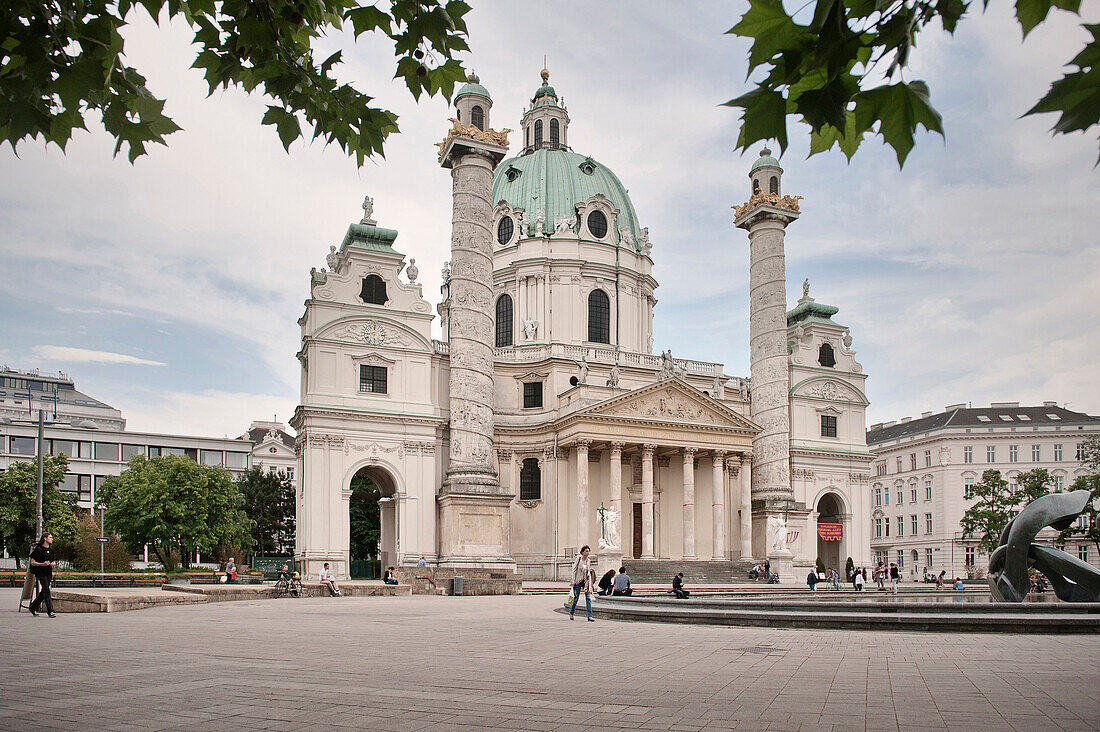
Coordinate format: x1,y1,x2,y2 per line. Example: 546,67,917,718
875,562,886,591
225,557,237,584
889,562,901,594
568,545,596,621
612,566,632,596
806,569,819,592
672,572,690,599
319,562,342,596
596,568,616,596
763,559,770,581
28,532,57,618
954,577,965,591
853,567,864,591
936,569,946,589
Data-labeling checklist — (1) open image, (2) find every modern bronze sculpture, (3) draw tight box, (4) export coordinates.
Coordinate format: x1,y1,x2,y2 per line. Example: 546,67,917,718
988,489,1100,602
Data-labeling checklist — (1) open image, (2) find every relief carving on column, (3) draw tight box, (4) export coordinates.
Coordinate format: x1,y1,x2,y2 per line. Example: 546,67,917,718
726,459,740,477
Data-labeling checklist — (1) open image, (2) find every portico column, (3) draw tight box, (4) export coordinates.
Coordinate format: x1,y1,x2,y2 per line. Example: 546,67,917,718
682,447,697,559
711,451,726,560
609,442,624,553
576,439,590,549
641,444,656,559
739,452,753,559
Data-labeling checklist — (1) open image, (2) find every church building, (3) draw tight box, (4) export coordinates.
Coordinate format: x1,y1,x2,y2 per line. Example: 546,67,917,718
291,70,873,583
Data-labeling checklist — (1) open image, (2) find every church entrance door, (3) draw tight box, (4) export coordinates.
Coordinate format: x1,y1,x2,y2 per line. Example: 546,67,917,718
815,493,844,574
349,466,396,578
632,503,643,558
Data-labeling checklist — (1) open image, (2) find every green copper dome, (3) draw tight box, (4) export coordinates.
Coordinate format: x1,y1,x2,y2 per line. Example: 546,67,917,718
492,148,642,249
533,82,557,101
750,146,781,172
456,71,491,101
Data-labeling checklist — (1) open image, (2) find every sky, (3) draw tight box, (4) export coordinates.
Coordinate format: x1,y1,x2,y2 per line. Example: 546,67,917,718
1,1,1097,438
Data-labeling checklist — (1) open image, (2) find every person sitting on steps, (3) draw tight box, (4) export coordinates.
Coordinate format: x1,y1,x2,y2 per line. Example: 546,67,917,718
672,572,690,599
319,563,342,596
384,567,399,585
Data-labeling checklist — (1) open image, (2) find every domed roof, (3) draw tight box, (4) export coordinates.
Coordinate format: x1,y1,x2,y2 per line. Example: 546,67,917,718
531,68,558,106
749,146,781,172
456,71,491,101
492,148,642,248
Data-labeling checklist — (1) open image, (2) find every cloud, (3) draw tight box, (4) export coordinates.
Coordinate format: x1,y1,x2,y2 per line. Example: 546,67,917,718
114,389,298,437
31,346,166,367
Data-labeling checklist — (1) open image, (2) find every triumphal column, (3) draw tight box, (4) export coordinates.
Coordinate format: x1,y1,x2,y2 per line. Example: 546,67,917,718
733,147,806,580
435,73,517,570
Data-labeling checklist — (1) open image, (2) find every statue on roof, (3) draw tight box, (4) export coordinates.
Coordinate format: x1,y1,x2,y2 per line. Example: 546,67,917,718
637,227,651,256
533,209,545,235
326,245,339,271
802,278,810,300
361,195,376,224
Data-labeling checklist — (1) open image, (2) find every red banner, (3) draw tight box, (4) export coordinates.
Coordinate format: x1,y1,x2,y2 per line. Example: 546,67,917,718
818,522,843,541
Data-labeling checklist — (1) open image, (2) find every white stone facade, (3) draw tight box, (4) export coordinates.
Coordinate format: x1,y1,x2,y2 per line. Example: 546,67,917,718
867,402,1100,578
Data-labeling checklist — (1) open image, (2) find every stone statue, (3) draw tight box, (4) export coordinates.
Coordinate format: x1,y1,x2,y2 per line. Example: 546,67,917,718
533,209,545,235
522,318,538,341
597,503,620,552
516,209,527,238
554,215,573,235
576,354,589,385
326,245,339,271
802,278,810,299
767,514,789,554
406,258,419,283
618,225,634,249
647,334,654,353
738,377,748,401
637,227,652,255
988,490,1100,602
712,375,724,399
441,260,452,284
657,349,674,380
843,328,853,349
361,195,375,224
606,363,620,388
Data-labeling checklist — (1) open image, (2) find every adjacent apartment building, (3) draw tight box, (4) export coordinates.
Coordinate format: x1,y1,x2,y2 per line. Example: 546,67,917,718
866,401,1100,578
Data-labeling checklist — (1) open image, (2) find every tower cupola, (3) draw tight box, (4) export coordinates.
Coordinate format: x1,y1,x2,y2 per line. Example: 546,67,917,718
521,68,570,153
455,71,492,130
749,146,783,196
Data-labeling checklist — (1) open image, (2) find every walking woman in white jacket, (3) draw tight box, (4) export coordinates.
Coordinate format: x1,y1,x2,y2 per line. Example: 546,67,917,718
569,545,597,621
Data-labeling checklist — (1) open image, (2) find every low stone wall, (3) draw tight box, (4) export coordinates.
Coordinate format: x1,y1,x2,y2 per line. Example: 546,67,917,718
51,589,208,613
394,567,522,595
301,582,411,597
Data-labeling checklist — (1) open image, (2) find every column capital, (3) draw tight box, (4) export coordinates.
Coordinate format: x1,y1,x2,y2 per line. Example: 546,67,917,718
740,450,753,464
642,443,656,457
712,450,726,465
497,449,512,461
683,447,697,460
609,442,625,457
575,438,591,451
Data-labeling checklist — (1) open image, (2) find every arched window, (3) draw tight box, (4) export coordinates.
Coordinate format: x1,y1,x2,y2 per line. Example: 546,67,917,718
534,119,543,147
360,274,388,305
520,458,541,500
470,105,484,130
818,342,836,367
495,294,513,347
526,125,530,149
752,178,761,194
549,118,559,149
588,289,610,343
769,176,779,194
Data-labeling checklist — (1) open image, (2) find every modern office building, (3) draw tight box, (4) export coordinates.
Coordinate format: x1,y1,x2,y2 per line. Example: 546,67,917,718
866,402,1100,578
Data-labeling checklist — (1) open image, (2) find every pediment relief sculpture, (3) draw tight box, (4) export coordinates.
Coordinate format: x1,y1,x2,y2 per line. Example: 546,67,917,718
593,386,752,429
318,318,427,350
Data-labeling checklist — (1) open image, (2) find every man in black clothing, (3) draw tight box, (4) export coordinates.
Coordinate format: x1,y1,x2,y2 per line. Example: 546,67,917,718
672,572,690,599
29,532,56,617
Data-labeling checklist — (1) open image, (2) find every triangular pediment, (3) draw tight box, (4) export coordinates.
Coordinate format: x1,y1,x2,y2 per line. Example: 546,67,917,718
575,379,760,431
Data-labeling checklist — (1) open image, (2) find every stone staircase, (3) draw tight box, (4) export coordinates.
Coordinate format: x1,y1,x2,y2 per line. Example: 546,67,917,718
620,559,758,584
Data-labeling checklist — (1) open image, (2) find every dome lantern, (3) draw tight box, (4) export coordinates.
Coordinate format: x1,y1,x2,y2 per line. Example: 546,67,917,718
455,70,492,130
748,146,783,197
521,68,568,153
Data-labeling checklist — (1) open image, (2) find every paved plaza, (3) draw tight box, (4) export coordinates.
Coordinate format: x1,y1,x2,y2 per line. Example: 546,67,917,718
2,589,1099,731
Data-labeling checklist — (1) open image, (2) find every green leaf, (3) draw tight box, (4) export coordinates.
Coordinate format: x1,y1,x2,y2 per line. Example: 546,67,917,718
1016,0,1055,37
262,106,302,151
1024,66,1100,134
809,110,865,159
853,79,944,166
727,0,809,75
724,86,789,154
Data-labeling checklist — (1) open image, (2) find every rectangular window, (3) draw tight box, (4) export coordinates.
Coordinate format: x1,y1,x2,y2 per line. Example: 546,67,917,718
184,448,198,462
910,486,917,503
9,436,36,455
874,489,881,507
896,550,904,568
885,518,890,537
986,445,995,463
148,446,162,458
59,473,79,493
359,365,388,394
78,441,93,459
926,548,934,569
523,382,543,409
964,446,973,464
965,547,976,567
925,513,933,534
1009,445,1018,463
964,476,974,499
94,442,120,461
924,450,931,468
874,518,882,538
52,440,78,458
896,516,904,537
1078,443,1086,461
1054,475,1065,492
286,467,294,480
820,415,837,437
1053,444,1062,461
924,477,933,501
911,515,918,535
199,450,223,466
910,453,917,470
78,475,92,502
896,488,903,505
884,487,890,505
876,463,887,476
121,444,145,461
225,452,248,469
161,447,185,457
1079,545,1089,563
896,457,903,472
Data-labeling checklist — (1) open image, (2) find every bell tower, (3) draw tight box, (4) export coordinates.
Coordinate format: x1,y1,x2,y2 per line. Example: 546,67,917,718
520,68,570,152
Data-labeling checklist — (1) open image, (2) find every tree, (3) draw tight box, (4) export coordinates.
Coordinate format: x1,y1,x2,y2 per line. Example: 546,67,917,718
55,510,134,572
349,474,380,560
1060,435,1100,553
1,0,471,165
725,0,1098,166
99,455,253,571
960,468,1056,555
0,454,79,567
236,467,295,557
